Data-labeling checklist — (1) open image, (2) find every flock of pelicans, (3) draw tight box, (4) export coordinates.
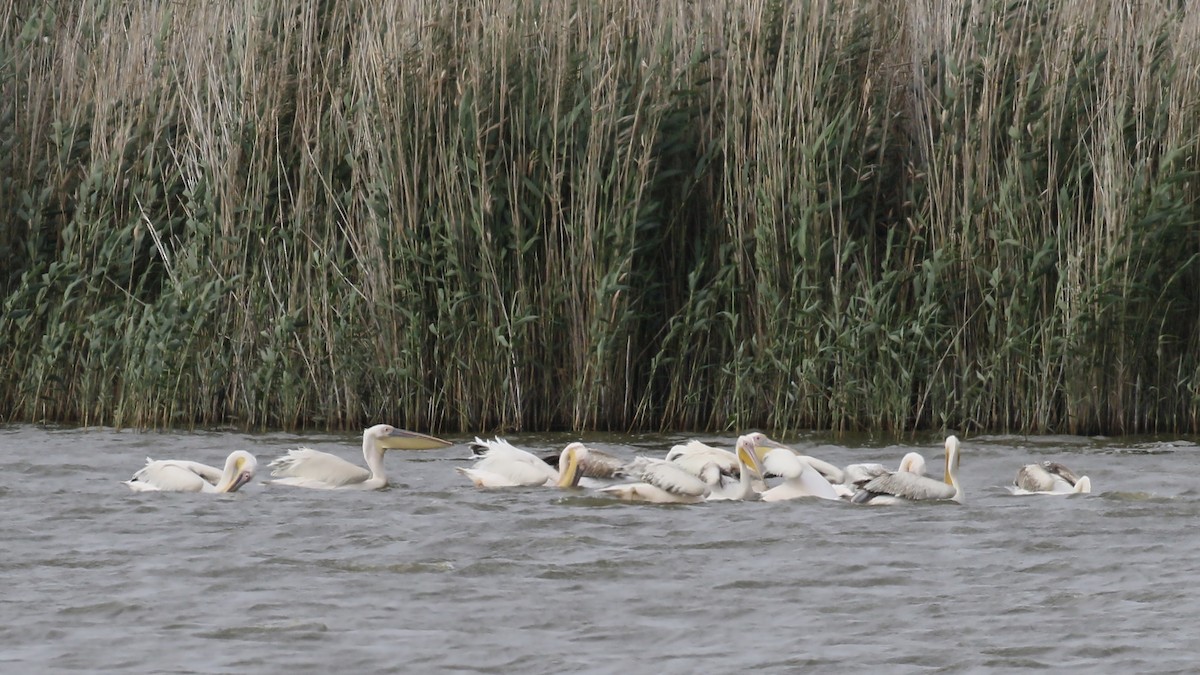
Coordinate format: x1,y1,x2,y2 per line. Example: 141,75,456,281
123,423,1093,503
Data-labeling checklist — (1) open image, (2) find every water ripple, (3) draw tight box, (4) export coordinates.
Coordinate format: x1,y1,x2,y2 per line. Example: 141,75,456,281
3,426,1200,673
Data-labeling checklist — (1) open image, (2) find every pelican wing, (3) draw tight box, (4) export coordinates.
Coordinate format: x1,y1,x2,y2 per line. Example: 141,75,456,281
126,459,215,492
268,448,371,488
843,463,889,488
575,449,626,479
538,446,626,479
471,454,557,486
795,455,845,484
1012,463,1090,495
1014,464,1058,492
471,437,539,462
1044,462,1082,486
665,441,738,475
463,437,558,486
760,450,842,501
455,466,525,488
665,440,725,460
639,460,710,497
165,460,225,484
598,482,705,504
854,471,956,503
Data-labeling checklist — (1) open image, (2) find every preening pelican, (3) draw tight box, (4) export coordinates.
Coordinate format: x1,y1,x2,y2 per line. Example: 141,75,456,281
1011,462,1091,495
842,452,927,489
540,447,625,481
268,424,451,490
704,435,769,501
457,438,589,488
598,457,712,504
124,451,257,493
759,449,843,502
851,436,963,505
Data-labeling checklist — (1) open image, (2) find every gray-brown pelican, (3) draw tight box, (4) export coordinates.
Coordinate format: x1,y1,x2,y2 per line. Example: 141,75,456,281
457,438,589,488
851,436,963,505
124,451,257,493
1011,461,1091,495
540,447,625,481
598,457,712,504
267,424,451,490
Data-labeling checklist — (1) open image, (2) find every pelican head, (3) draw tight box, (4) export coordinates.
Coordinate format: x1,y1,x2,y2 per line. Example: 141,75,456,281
216,450,258,493
742,431,790,463
367,424,453,451
734,435,768,481
556,443,590,488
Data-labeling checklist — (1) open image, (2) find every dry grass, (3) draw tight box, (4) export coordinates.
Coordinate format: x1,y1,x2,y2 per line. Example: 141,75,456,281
1,0,1198,434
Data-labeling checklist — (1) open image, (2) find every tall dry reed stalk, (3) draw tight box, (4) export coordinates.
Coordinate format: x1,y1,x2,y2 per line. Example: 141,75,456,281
2,0,1198,434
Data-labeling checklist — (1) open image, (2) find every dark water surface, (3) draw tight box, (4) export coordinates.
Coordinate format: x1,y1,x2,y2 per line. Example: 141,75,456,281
2,425,1198,673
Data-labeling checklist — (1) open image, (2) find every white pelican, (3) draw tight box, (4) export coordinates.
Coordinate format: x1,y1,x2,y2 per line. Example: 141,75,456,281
758,449,843,502
598,457,713,504
792,454,848,485
468,438,623,479
267,424,451,490
665,440,740,476
704,434,769,501
124,451,257,493
1011,461,1091,495
540,446,625,481
898,452,927,475
851,436,963,505
457,438,589,488
667,432,784,492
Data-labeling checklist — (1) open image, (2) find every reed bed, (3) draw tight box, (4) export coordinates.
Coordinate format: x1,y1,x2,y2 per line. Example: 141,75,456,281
2,0,1198,434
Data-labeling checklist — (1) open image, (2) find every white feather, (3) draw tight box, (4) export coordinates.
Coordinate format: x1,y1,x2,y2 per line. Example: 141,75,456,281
125,451,257,493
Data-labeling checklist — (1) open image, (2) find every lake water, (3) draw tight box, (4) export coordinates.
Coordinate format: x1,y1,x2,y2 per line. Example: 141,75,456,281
2,424,1198,673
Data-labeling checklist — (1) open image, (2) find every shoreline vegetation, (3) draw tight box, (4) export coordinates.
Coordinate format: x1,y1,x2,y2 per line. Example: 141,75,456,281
2,0,1198,434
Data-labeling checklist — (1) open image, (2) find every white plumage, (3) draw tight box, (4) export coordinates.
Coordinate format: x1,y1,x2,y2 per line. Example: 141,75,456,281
759,449,843,502
664,440,740,476
457,439,590,488
851,436,963,505
599,457,712,504
268,424,451,490
703,434,769,501
125,451,257,493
